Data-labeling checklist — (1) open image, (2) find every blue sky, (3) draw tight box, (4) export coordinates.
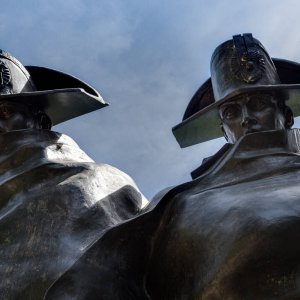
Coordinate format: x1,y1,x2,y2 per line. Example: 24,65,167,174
1,0,300,198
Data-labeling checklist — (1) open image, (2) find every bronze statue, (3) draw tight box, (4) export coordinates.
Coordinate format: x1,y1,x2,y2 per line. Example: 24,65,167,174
46,34,300,299
0,50,147,299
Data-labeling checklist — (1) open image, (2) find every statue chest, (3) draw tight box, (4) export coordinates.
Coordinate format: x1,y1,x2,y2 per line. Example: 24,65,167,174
146,172,300,299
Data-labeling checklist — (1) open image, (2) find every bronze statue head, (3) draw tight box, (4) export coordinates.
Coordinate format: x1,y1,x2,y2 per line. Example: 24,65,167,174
0,51,51,132
0,49,108,132
173,33,300,147
213,34,293,143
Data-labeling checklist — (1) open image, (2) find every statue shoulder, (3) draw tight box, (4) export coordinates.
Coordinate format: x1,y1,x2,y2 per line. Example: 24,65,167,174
93,163,149,208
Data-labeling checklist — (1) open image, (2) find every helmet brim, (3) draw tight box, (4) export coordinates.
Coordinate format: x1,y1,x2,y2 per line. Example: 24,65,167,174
0,66,108,126
173,58,300,147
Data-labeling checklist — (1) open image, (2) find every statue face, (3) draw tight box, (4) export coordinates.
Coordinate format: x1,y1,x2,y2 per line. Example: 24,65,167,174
0,101,37,133
219,94,286,143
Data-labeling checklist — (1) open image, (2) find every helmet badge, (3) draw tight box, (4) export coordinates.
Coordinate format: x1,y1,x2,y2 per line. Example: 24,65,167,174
231,34,266,84
0,61,11,90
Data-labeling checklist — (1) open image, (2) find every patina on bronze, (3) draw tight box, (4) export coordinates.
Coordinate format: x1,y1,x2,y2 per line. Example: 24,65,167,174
0,50,147,299
45,34,300,299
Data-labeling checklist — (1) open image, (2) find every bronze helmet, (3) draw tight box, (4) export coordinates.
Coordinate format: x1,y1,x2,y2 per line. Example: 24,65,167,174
0,49,108,126
173,33,300,147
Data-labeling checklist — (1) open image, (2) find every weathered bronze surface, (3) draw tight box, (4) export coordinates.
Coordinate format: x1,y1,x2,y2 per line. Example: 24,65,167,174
45,129,300,299
0,130,145,299
45,34,300,299
0,50,147,299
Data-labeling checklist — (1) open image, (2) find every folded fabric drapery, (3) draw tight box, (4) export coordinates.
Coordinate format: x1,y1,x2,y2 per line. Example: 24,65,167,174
0,129,145,299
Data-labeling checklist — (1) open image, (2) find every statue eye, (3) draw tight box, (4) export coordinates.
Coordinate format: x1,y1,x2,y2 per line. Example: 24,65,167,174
221,104,240,120
0,106,13,119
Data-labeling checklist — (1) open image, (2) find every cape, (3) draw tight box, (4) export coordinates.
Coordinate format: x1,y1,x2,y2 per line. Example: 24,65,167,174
0,129,146,300
46,129,300,299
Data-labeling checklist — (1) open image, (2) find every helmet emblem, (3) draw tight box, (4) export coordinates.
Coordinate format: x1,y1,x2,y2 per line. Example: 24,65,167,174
231,49,266,84
0,61,11,90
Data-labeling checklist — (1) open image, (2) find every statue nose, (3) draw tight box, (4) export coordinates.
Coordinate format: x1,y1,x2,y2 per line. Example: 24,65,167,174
240,108,257,128
241,117,257,128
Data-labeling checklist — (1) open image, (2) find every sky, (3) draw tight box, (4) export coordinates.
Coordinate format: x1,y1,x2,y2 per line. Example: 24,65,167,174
1,0,300,199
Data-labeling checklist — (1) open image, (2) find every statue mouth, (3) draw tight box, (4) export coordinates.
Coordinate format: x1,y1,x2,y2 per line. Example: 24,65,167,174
245,129,260,135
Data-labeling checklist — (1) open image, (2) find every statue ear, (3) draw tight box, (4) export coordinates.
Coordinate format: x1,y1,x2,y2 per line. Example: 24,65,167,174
220,124,229,142
35,112,52,130
284,106,294,129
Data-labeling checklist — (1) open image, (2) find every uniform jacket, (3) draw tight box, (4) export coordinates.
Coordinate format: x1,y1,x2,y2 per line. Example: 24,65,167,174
46,129,300,300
